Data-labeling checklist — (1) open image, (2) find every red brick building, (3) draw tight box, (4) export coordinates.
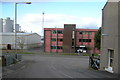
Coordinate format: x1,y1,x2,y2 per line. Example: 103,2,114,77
44,24,99,54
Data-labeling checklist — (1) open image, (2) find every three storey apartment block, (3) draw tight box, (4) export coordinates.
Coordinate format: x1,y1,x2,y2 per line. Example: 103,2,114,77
44,24,99,54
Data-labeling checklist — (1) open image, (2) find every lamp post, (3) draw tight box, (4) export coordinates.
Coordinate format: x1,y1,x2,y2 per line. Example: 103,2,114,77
14,2,31,53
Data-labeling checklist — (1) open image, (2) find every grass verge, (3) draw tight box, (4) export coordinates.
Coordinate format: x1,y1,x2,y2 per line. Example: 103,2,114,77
17,52,33,54
83,53,100,56
59,53,78,56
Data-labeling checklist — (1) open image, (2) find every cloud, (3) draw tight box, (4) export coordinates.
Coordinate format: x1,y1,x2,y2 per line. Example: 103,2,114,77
19,13,101,36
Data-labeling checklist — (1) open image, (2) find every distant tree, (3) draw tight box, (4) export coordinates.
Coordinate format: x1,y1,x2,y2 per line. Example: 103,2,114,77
17,36,25,50
94,27,101,50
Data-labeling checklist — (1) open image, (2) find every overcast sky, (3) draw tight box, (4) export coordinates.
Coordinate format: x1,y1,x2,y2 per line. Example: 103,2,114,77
1,0,107,36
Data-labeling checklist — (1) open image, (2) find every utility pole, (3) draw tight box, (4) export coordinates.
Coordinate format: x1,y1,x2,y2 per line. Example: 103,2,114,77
42,12,45,36
14,2,31,54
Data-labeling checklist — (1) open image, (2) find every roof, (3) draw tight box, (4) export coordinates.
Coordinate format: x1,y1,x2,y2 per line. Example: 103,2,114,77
0,32,40,36
44,28,64,31
102,0,120,10
76,29,98,32
44,28,98,32
102,1,108,10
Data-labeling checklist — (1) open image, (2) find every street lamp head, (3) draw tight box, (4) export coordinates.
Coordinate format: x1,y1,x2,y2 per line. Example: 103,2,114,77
16,2,32,4
26,2,31,4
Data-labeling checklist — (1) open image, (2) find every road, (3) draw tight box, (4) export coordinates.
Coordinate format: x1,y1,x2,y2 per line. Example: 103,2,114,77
2,54,118,79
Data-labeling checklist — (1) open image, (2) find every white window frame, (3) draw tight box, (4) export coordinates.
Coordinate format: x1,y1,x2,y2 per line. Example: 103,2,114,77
105,49,114,73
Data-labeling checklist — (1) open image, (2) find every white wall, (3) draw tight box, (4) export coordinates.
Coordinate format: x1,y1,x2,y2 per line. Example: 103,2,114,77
3,17,14,32
0,33,41,49
0,18,3,32
26,33,41,49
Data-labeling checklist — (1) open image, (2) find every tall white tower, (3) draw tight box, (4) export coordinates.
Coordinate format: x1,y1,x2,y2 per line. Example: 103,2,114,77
16,24,20,32
3,17,14,32
0,18,3,32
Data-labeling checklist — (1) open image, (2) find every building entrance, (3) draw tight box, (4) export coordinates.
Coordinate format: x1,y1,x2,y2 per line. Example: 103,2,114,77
105,49,114,73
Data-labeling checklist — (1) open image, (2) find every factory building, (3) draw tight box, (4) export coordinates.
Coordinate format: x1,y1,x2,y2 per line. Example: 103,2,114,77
0,17,41,50
16,24,21,32
3,17,14,32
44,24,99,53
0,17,20,33
0,33,41,49
100,1,120,74
0,18,3,32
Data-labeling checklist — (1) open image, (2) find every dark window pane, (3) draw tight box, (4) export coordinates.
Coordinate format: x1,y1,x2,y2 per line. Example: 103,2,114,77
58,38,63,42
79,31,83,34
51,38,56,41
57,46,63,49
52,30,57,34
57,30,63,34
89,39,91,42
79,39,82,42
51,46,57,49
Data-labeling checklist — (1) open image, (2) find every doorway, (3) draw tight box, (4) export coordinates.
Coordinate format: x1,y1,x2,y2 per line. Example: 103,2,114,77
105,49,114,73
7,44,11,50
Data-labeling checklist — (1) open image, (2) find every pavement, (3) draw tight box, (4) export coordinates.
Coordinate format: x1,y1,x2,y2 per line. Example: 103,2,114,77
1,48,119,79
2,54,118,79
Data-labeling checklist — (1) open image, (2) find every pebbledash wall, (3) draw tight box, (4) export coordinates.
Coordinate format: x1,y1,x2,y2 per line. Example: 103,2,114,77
44,24,99,53
100,1,120,74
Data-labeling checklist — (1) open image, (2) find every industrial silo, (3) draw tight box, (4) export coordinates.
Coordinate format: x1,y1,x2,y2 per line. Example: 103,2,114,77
0,18,3,32
16,24,20,32
3,17,14,32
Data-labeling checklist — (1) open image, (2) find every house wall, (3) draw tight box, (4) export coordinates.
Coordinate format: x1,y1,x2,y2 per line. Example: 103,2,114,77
100,2,119,73
118,1,120,75
44,28,64,53
0,33,41,49
26,33,41,49
76,29,99,54
51,33,63,53
63,24,76,53
44,28,99,54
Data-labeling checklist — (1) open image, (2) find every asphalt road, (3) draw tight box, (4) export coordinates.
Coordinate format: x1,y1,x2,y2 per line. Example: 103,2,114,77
2,54,118,78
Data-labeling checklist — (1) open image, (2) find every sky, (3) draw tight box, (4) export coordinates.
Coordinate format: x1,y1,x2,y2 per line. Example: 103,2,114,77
1,1,107,36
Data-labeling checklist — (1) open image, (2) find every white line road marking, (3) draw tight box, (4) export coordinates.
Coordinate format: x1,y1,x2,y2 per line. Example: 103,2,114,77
21,65,26,69
49,65,73,78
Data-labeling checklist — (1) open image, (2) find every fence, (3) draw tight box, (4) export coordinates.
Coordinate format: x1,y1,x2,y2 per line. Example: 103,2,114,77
2,53,22,66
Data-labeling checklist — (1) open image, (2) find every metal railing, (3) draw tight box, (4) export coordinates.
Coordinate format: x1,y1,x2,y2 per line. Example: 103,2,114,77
89,55,100,70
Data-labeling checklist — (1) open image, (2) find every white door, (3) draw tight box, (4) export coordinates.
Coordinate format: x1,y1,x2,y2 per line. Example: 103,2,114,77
105,49,114,73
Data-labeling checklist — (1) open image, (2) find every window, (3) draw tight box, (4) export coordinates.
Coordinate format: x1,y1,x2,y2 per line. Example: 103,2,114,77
52,30,63,34
79,31,92,35
79,39,83,42
51,46,63,49
87,39,91,42
79,31,83,34
72,31,75,38
83,32,87,35
51,38,56,41
79,39,91,42
72,39,74,46
41,38,44,41
57,30,63,34
57,46,63,49
58,38,63,42
52,38,63,42
108,49,114,67
88,32,92,35
52,30,57,34
51,46,57,49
